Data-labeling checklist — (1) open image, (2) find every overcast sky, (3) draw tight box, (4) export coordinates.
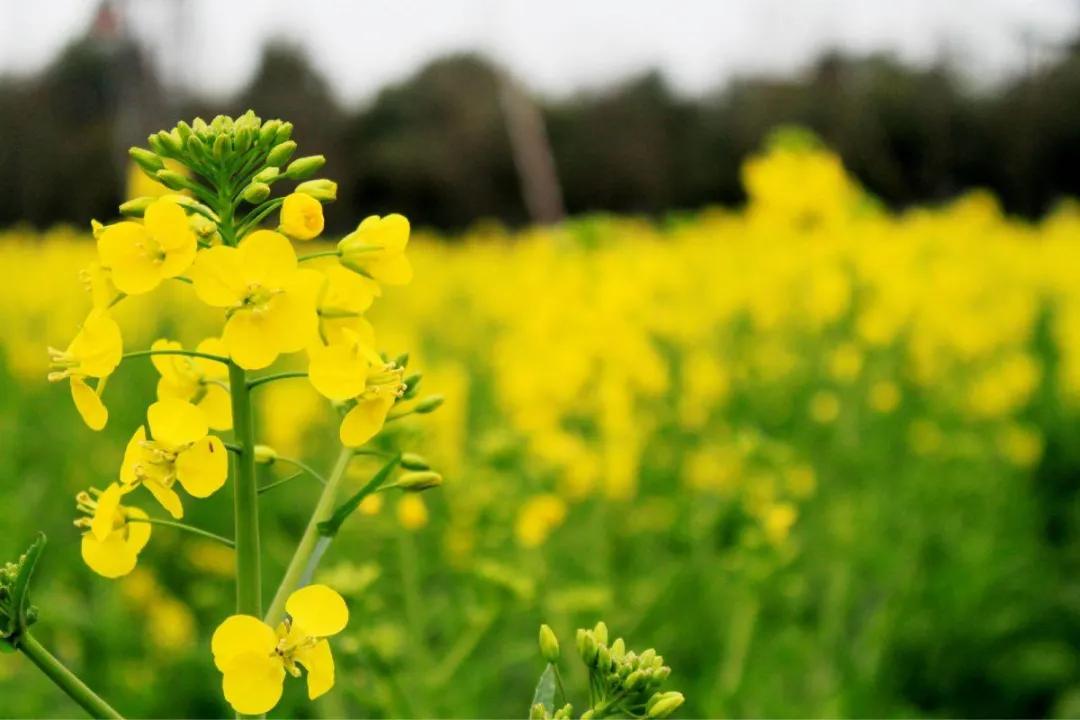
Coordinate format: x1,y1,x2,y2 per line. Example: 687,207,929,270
2,0,1079,104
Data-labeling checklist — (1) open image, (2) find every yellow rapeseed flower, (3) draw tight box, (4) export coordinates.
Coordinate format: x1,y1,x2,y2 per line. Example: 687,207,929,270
318,264,378,345
120,399,228,518
190,230,320,369
74,483,151,578
47,309,123,430
96,198,197,295
211,584,348,715
397,495,428,530
515,494,568,548
280,192,325,241
150,337,232,430
338,214,413,285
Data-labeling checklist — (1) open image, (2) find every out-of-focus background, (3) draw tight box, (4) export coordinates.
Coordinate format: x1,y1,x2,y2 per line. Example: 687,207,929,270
4,1,1080,717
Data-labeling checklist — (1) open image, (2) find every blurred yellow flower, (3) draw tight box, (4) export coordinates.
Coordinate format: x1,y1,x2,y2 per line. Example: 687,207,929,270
809,390,841,424
397,495,429,531
868,380,901,413
515,494,568,548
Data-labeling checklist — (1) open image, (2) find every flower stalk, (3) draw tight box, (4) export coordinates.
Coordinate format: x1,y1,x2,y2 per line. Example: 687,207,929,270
18,633,123,719
228,362,261,617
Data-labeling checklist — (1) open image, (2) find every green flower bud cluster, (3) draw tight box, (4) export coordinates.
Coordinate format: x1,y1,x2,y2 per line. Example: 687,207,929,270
0,534,45,649
532,621,684,719
532,702,574,720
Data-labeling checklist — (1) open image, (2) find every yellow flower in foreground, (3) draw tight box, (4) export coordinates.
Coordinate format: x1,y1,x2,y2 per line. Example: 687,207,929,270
48,309,123,431
120,399,228,518
212,584,348,715
337,214,412,285
280,192,325,241
515,494,568,548
97,198,197,295
318,264,378,345
307,330,405,447
190,230,320,369
74,483,151,578
151,337,232,430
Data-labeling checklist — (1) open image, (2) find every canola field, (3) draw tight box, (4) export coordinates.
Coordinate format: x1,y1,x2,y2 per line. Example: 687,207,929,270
2,138,1080,717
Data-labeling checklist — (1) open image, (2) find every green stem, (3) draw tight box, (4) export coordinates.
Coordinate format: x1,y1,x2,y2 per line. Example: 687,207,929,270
247,371,308,390
265,446,353,626
276,456,328,485
298,250,341,263
126,517,235,548
18,633,123,719
122,349,229,364
258,470,305,495
229,362,262,617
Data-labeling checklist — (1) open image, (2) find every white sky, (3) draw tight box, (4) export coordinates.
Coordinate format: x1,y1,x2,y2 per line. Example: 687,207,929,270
2,0,1078,105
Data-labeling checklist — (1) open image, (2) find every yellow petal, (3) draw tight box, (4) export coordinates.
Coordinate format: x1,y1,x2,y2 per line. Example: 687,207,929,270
70,377,107,431
199,384,233,431
90,483,123,541
238,230,297,288
160,241,197,279
221,652,285,716
143,478,184,519
69,310,123,377
175,435,228,498
124,506,152,554
97,222,162,295
339,395,394,447
190,246,246,307
378,213,410,252
81,532,137,579
120,426,147,486
194,337,230,379
261,288,318,355
285,584,349,637
212,615,278,670
368,254,413,285
280,193,325,241
149,338,183,379
308,343,368,401
295,639,335,700
144,199,195,253
147,398,208,449
223,311,280,370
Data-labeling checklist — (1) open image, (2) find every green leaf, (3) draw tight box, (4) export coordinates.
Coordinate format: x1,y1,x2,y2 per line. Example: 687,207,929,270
531,663,557,716
317,455,400,537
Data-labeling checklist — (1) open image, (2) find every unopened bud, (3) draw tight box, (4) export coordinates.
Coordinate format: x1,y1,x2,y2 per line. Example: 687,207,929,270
596,644,612,673
402,373,422,400
266,140,296,167
285,155,326,180
213,133,229,161
259,120,281,146
275,122,294,143
254,167,280,183
393,352,410,369
119,196,155,217
539,624,560,663
253,445,277,464
646,692,684,718
624,669,644,692
400,453,430,471
578,630,598,666
639,648,656,667
610,637,626,662
394,471,442,492
529,703,547,720
296,179,338,202
242,182,271,204
157,130,183,156
155,170,190,191
652,666,671,682
129,147,164,174
593,621,609,646
414,395,444,414
553,703,573,720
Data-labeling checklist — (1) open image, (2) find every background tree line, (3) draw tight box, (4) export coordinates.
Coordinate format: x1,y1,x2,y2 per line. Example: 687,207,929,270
2,31,1080,233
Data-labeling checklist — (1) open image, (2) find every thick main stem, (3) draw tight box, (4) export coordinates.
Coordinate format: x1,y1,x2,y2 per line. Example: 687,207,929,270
19,633,123,719
265,446,353,626
229,362,261,617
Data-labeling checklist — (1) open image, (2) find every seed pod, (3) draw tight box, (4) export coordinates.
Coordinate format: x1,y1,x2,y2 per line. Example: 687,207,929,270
394,471,443,492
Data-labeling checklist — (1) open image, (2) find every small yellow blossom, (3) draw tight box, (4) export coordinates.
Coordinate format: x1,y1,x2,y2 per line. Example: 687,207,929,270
280,192,325,241
48,309,123,430
74,483,151,578
318,264,378,345
96,199,197,295
809,390,841,424
868,380,901,413
151,337,232,430
307,330,405,447
211,585,348,715
190,230,320,369
338,214,412,285
515,494,568,548
397,495,428,531
120,399,228,518
762,502,798,545
359,493,383,516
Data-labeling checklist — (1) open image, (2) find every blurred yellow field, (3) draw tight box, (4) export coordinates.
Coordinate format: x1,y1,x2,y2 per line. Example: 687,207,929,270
2,133,1079,716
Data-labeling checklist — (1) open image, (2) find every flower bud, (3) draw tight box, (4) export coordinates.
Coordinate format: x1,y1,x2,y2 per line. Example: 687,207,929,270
259,119,281,146
242,182,271,204
610,637,626,662
553,703,573,720
285,155,326,180
394,471,442,492
119,196,155,217
400,453,430,471
155,170,190,191
539,624,560,663
296,179,338,202
213,133,230,161
156,129,183,156
186,134,209,161
175,121,193,144
646,692,684,718
234,126,253,153
254,167,280,183
529,703,547,720
578,630,598,666
639,648,656,667
253,445,278,464
129,147,164,174
652,666,671,682
596,644,612,673
402,373,422,400
580,710,594,720
594,621,609,646
414,395,444,414
624,669,644,692
266,140,297,167
275,122,294,143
